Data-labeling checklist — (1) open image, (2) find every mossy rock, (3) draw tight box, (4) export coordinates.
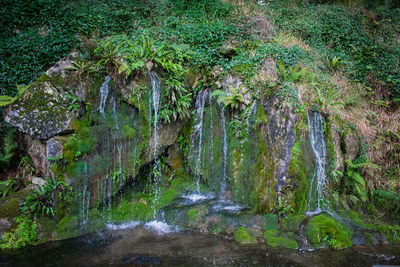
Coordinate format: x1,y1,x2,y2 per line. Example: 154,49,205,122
56,215,80,239
0,198,20,219
264,229,298,249
263,214,279,231
280,215,306,232
187,206,207,225
234,226,256,244
306,214,352,250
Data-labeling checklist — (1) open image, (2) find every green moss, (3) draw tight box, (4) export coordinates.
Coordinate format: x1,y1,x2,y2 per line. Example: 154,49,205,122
255,128,276,212
280,215,306,232
187,207,207,224
56,215,79,239
234,226,256,244
306,214,352,250
265,235,298,249
0,197,20,218
263,229,298,249
287,138,311,214
263,214,279,230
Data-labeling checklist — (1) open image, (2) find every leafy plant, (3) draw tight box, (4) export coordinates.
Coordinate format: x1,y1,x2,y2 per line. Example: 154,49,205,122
0,84,30,107
67,59,96,77
0,177,16,198
0,129,17,169
276,61,315,83
328,56,345,70
314,84,344,115
0,216,37,250
212,85,249,111
271,195,294,222
342,159,379,205
21,177,73,218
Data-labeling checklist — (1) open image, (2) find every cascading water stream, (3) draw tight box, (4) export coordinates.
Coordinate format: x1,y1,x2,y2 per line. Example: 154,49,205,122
149,71,162,217
192,90,208,192
220,105,228,199
209,92,214,178
99,76,111,115
307,111,328,213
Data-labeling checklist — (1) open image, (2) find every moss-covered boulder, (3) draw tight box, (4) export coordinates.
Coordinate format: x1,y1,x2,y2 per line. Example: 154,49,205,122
234,226,256,244
306,214,352,250
5,77,78,140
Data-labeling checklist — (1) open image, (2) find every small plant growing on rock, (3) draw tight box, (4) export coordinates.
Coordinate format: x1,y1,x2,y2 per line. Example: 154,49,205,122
212,85,249,111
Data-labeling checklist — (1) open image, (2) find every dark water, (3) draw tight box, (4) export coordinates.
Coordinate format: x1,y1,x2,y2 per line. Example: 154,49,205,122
1,227,399,267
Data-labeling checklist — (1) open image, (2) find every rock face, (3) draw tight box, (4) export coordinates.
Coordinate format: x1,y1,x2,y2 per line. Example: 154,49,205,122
330,124,344,171
344,133,360,162
46,138,63,159
24,135,49,177
263,97,297,193
5,80,77,140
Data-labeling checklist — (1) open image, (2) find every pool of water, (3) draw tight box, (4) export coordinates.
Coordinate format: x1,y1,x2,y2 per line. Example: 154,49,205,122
1,227,400,267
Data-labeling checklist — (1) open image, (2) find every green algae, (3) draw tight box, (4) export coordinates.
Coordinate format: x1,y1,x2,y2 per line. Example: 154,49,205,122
234,226,256,244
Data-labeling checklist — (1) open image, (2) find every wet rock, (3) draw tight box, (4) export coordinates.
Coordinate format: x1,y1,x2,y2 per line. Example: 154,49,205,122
5,80,77,140
147,121,184,160
0,218,11,239
330,124,344,172
344,133,360,162
31,177,46,186
46,138,63,159
263,96,297,192
45,52,78,78
24,135,49,177
166,144,184,174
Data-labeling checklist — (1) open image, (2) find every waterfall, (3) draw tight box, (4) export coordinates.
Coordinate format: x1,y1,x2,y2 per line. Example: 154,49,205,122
99,76,111,115
307,111,328,213
209,92,214,178
220,105,228,199
246,100,258,133
80,162,90,225
149,71,162,215
192,90,208,192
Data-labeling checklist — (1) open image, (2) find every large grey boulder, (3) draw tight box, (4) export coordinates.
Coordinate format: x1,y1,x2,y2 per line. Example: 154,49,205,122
263,96,297,192
5,80,77,140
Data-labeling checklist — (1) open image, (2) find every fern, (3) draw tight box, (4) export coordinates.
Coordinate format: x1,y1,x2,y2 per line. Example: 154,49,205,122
373,190,400,212
0,129,17,169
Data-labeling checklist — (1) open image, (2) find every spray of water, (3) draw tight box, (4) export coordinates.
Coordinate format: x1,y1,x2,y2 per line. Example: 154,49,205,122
307,111,328,213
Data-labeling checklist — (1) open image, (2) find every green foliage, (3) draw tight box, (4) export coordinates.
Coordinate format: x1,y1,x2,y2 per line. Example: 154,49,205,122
0,177,16,198
328,56,345,71
95,34,192,122
276,61,315,83
373,190,400,213
341,159,379,205
21,177,73,218
270,2,400,98
313,83,344,114
270,195,294,222
0,84,30,107
67,59,97,77
0,216,37,250
0,129,17,170
234,227,256,244
212,85,249,111
306,214,352,250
